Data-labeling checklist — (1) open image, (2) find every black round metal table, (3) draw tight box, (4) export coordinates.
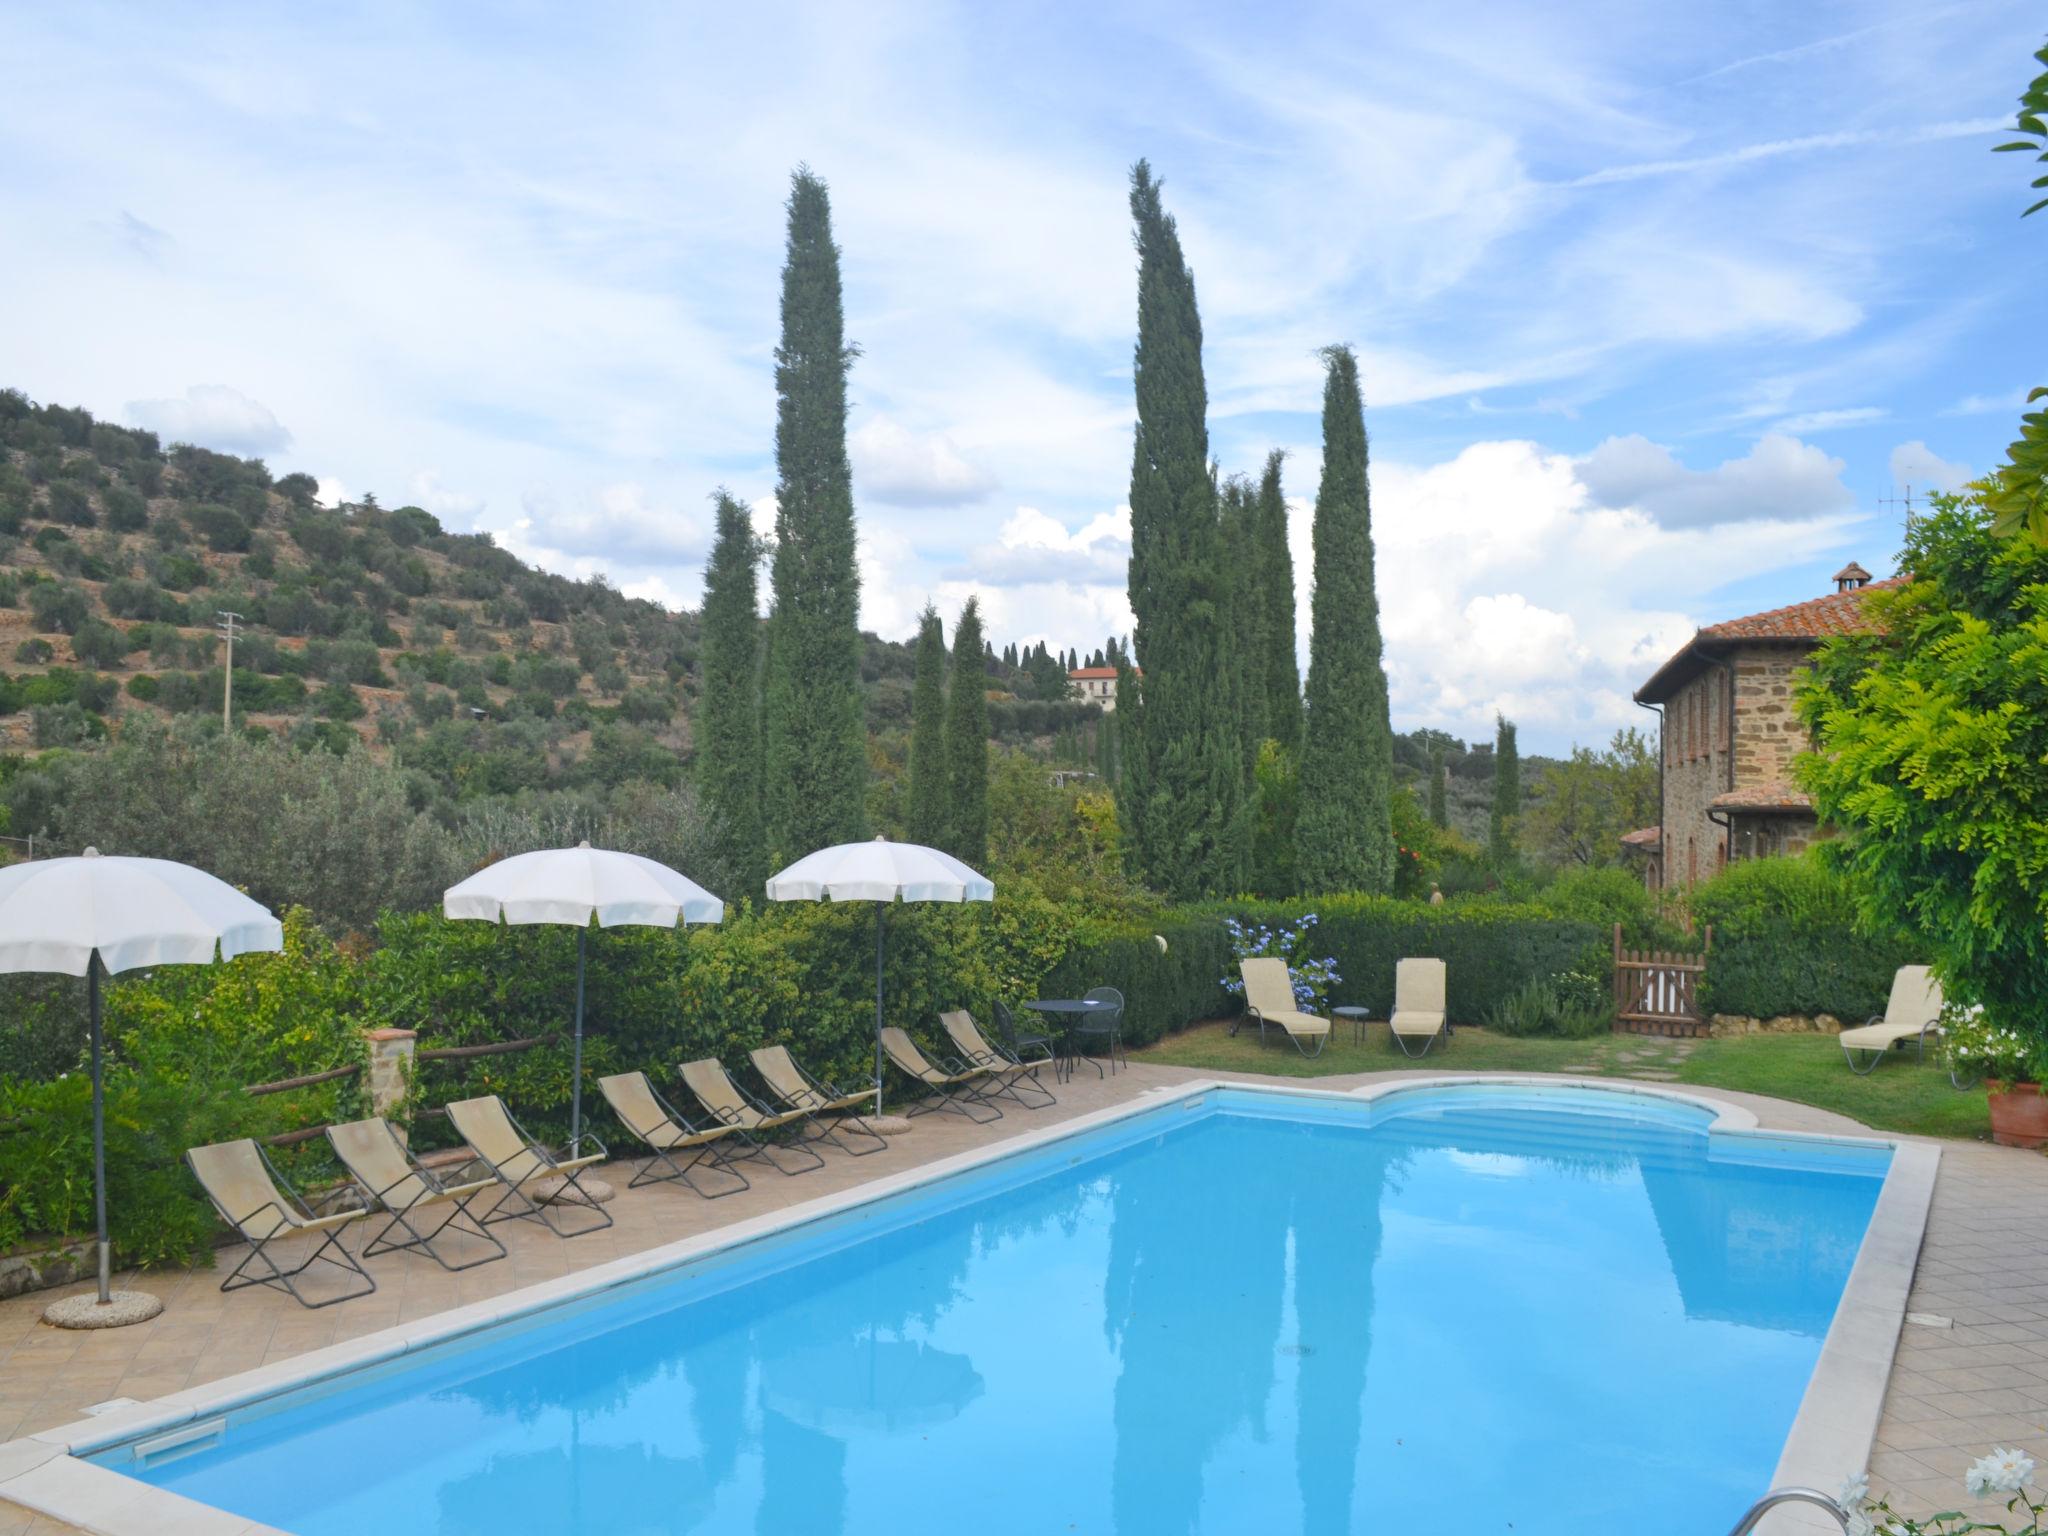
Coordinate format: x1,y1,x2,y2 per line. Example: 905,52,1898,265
1025,998,1118,1082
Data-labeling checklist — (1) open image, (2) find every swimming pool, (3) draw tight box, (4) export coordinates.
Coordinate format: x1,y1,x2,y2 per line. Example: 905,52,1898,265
69,1082,1902,1534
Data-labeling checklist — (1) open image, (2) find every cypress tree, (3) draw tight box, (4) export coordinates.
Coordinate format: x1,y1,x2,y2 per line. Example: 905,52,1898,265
906,604,949,846
1255,450,1302,750
762,166,866,868
1490,714,1520,863
1297,345,1396,894
1428,740,1449,829
1117,159,1247,898
697,491,765,894
1222,475,1267,757
944,597,990,866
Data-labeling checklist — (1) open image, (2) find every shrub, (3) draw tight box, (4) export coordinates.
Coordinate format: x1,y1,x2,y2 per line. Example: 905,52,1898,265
1483,970,1609,1038
102,485,149,532
186,502,252,553
27,582,90,634
12,638,52,665
42,481,95,527
69,619,129,669
125,672,160,702
32,703,107,747
1689,855,1916,1021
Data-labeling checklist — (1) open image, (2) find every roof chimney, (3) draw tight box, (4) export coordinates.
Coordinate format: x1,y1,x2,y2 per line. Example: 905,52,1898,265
1832,560,1872,593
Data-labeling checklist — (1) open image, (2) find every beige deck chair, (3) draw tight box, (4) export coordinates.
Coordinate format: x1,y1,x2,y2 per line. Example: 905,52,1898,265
879,1026,1001,1123
599,1071,751,1196
326,1117,506,1271
749,1045,887,1155
1839,966,1945,1075
680,1058,825,1175
940,1010,1055,1108
1236,957,1332,1057
445,1095,613,1236
187,1138,375,1309
1390,959,1449,1057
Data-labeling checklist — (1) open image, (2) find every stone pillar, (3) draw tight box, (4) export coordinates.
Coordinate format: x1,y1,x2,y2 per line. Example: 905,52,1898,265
362,1027,416,1122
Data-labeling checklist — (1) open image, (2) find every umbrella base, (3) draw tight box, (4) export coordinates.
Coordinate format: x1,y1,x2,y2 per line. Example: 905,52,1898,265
42,1290,164,1330
536,1174,616,1206
869,1114,913,1136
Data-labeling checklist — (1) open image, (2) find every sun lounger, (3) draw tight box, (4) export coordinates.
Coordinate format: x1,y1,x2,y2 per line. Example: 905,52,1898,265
940,1009,1055,1108
1839,966,1945,1074
1390,959,1449,1058
326,1117,507,1271
598,1071,752,1196
879,1026,1002,1123
680,1058,825,1174
445,1094,614,1237
1236,957,1332,1057
187,1138,376,1309
749,1045,887,1155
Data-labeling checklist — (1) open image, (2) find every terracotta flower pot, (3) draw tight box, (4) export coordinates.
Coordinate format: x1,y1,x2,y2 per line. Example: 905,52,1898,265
1986,1080,2048,1150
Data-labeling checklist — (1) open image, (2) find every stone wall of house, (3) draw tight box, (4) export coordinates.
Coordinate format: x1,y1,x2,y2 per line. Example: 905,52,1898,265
1659,667,1731,887
1729,644,1812,784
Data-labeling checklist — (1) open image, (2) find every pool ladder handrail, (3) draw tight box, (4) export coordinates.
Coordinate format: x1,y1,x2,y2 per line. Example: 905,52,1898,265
1724,1486,1851,1535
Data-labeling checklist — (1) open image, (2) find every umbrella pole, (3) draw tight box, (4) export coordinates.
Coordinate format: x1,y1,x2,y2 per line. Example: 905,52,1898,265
89,952,109,1306
874,902,886,1119
572,926,587,1153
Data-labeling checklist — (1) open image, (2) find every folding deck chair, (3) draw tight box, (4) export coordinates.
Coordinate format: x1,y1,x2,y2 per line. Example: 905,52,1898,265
599,1070,752,1196
187,1138,376,1309
680,1058,826,1175
1839,966,1945,1075
879,1027,1002,1124
445,1095,614,1237
749,1045,887,1155
1236,957,1332,1058
326,1117,507,1271
940,1009,1055,1108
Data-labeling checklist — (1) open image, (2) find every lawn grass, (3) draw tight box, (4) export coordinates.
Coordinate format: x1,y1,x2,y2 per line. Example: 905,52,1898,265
1131,1019,1992,1140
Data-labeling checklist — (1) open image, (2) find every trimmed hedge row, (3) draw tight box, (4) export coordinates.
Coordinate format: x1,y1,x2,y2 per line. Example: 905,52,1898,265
1689,857,1918,1021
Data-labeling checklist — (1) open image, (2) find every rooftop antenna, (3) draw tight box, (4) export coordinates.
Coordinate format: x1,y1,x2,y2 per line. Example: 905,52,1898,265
1877,483,1917,540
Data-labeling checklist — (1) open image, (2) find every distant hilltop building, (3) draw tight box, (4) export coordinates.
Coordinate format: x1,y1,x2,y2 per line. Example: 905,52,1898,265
1069,665,1133,710
1626,562,1898,889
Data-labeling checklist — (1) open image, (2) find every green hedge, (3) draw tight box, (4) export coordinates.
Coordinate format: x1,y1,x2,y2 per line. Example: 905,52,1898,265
1213,896,1609,1026
1039,913,1235,1048
1689,856,1918,1021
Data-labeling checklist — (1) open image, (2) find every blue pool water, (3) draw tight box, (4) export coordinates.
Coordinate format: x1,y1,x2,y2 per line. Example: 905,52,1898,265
102,1087,1888,1535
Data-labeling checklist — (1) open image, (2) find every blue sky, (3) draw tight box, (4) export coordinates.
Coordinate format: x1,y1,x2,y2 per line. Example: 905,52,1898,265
1,1,2041,752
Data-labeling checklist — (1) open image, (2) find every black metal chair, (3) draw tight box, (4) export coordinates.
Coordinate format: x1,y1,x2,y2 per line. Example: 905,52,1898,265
994,999,1055,1063
1071,985,1126,1077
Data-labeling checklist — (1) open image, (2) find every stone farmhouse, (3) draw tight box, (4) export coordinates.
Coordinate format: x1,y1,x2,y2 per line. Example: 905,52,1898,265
1626,562,1897,889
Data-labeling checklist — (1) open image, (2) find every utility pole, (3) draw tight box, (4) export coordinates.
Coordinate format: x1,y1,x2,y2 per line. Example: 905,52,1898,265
217,611,242,731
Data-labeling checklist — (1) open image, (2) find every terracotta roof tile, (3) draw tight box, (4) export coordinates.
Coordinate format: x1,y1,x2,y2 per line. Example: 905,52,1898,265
1069,667,1127,679
1710,780,1814,813
1619,825,1662,849
1697,576,1903,642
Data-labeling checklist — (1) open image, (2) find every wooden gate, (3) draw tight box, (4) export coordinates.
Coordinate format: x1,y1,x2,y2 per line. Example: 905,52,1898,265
1612,923,1712,1036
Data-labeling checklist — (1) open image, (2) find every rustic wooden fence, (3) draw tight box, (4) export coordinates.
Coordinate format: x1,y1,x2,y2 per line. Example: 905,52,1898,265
1612,923,1713,1036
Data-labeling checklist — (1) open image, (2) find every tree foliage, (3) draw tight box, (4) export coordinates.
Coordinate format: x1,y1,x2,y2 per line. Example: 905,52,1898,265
1115,160,1247,899
1489,714,1521,865
1796,492,2048,1039
761,167,868,868
696,492,763,896
1524,728,1656,868
1253,450,1301,750
1297,345,1395,894
907,605,949,846
943,597,990,867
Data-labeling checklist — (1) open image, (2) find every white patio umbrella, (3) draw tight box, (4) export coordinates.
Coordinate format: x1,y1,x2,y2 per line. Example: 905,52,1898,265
766,838,995,1117
0,848,284,1326
443,843,724,1151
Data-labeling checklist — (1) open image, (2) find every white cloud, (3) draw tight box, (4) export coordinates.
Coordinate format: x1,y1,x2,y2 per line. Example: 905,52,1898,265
1888,440,1973,493
1576,432,1852,530
1771,406,1885,434
849,415,996,507
124,384,292,455
406,470,485,528
1366,438,1864,748
510,483,709,564
314,475,347,509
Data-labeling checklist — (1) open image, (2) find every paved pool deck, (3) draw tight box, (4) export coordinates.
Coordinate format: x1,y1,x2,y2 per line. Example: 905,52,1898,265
2,1059,2044,1534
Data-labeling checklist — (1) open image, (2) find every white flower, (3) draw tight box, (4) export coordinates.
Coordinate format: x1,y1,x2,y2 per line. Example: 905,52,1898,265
1839,1472,1870,1511
1844,1510,1875,1536
1964,1446,2035,1496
